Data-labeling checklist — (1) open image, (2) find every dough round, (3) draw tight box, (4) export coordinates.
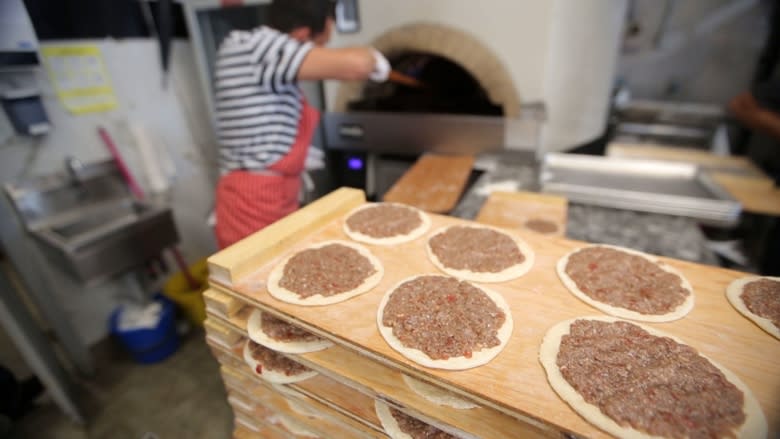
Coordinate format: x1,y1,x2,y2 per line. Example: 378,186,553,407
426,225,535,283
374,400,413,439
267,240,384,306
556,244,694,322
247,309,333,354
401,374,477,409
242,340,317,384
285,396,322,419
539,316,768,439
377,275,513,370
343,202,431,245
726,276,780,340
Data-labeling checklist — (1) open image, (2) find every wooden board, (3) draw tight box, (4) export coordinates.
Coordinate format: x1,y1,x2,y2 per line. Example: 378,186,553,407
207,293,558,439
383,154,475,213
209,316,386,437
231,402,296,439
212,337,385,439
710,172,780,217
208,188,780,439
233,421,288,439
219,359,379,439
204,317,243,347
204,289,243,318
476,191,568,236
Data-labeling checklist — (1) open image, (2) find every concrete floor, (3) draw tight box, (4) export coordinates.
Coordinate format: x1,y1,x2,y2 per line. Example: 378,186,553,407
10,331,233,439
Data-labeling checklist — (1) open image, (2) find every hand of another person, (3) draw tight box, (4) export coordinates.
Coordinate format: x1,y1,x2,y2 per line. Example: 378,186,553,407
729,92,761,121
729,91,780,140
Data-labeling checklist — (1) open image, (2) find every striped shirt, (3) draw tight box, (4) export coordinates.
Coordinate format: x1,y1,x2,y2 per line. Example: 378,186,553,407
214,26,314,172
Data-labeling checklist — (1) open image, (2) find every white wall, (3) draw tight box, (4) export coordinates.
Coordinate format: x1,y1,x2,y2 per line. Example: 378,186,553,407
541,0,628,153
324,1,556,109
0,39,217,345
619,0,768,104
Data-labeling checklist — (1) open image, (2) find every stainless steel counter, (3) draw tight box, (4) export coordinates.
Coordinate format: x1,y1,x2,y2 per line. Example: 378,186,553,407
453,157,720,265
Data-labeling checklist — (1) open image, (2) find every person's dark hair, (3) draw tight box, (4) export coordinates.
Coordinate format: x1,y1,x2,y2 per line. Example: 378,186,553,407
268,0,336,35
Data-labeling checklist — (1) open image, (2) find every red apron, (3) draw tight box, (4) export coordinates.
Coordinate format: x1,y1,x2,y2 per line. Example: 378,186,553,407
215,97,320,249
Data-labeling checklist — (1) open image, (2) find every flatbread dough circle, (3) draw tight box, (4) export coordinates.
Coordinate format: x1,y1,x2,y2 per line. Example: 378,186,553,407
242,340,318,384
343,202,432,245
285,396,322,418
556,244,694,322
401,374,477,409
539,316,768,439
377,275,514,370
726,276,780,340
426,225,535,283
375,399,413,439
267,240,384,306
247,309,333,354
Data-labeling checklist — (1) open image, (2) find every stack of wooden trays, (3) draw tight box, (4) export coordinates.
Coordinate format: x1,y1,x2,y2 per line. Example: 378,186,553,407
203,188,778,439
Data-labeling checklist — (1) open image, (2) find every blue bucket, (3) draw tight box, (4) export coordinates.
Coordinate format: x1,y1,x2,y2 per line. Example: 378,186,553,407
109,295,179,364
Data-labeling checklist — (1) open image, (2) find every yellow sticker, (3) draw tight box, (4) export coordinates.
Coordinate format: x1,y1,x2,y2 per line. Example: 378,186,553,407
41,44,118,114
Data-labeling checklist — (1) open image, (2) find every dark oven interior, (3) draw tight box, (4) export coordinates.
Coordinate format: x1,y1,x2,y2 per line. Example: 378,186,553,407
330,51,499,202
347,51,503,116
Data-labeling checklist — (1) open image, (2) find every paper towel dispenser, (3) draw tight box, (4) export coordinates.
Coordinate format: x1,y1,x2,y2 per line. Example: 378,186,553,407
0,0,40,71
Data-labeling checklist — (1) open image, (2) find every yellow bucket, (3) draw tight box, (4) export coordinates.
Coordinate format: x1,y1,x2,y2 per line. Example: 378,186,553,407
162,258,209,326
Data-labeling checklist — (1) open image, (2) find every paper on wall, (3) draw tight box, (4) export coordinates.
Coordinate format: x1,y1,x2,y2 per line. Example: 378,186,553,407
41,44,118,114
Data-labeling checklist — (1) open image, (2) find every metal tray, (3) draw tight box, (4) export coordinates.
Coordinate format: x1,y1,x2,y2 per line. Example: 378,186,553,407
540,153,741,226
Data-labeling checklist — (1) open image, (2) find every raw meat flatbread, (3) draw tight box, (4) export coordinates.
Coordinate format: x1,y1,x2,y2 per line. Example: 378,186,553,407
556,244,694,322
377,275,513,370
343,202,431,245
726,276,780,340
539,316,767,439
374,399,458,439
426,225,534,283
247,309,333,354
401,374,477,410
267,240,384,306
242,339,317,384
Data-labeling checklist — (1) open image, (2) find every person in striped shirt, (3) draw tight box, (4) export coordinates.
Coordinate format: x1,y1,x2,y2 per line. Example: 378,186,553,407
213,0,389,248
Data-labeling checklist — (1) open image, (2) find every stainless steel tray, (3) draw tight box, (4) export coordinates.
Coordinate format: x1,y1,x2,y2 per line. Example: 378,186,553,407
540,153,741,226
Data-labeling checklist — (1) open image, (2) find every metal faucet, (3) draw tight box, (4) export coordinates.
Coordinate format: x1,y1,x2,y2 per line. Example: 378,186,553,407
64,156,90,199
64,156,85,185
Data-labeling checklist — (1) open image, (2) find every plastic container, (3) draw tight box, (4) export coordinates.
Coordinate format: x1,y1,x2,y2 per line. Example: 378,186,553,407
109,296,179,364
162,258,209,326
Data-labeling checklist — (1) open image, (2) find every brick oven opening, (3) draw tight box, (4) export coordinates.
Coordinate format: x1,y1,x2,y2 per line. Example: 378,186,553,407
347,51,504,116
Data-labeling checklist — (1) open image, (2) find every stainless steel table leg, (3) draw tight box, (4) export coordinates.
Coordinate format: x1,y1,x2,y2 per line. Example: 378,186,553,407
0,268,85,424
0,196,94,376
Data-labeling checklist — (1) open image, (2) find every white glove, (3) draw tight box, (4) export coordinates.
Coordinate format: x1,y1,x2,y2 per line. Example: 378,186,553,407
369,49,390,82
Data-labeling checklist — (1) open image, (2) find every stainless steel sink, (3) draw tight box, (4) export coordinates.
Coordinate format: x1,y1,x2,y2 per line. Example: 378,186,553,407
4,160,178,284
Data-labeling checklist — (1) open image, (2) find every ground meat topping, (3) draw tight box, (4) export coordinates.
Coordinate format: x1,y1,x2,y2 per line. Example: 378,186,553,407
390,408,455,439
524,218,558,234
565,247,689,314
381,275,506,360
429,226,524,273
557,320,745,439
260,312,320,343
248,341,311,376
741,278,780,329
279,243,376,298
346,204,422,238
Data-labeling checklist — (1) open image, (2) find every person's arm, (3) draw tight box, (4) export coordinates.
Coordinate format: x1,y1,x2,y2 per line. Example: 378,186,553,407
298,47,389,81
729,92,780,141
